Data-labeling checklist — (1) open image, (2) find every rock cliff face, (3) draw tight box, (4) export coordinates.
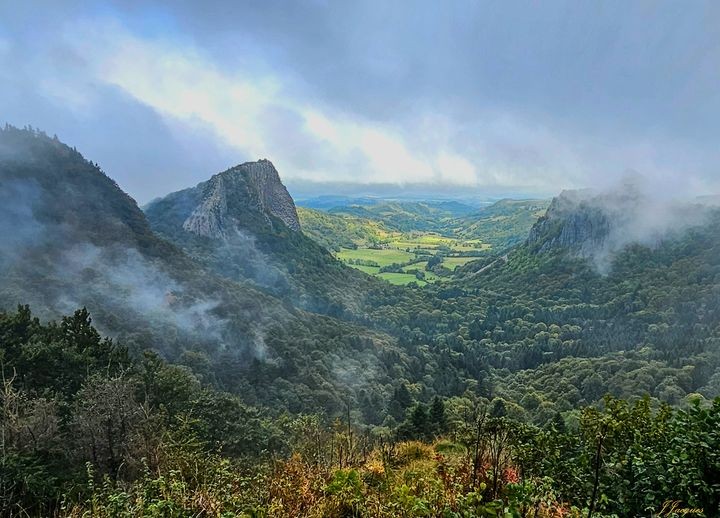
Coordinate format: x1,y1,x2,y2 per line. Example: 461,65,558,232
144,158,372,317
182,159,300,239
526,186,649,256
526,190,612,254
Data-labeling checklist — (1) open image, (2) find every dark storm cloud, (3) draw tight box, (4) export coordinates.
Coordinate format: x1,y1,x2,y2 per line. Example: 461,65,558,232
110,0,720,136
1,0,719,200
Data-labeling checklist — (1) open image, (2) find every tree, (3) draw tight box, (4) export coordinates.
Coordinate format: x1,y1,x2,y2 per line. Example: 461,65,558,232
73,375,141,478
388,383,413,420
489,398,507,418
410,403,431,440
429,396,447,436
426,256,443,270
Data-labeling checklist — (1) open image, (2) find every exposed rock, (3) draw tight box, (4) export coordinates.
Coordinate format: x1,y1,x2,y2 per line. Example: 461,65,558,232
526,190,612,255
183,175,229,238
526,180,714,275
182,159,300,239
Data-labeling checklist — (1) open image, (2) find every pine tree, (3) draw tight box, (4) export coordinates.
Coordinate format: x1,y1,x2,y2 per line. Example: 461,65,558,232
429,396,447,436
388,383,413,420
410,403,430,440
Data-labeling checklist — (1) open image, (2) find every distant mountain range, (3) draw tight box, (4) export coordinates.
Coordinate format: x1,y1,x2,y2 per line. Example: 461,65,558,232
297,197,550,252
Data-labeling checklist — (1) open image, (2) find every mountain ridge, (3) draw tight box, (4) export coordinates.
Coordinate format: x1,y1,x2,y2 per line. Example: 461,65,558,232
0,127,407,419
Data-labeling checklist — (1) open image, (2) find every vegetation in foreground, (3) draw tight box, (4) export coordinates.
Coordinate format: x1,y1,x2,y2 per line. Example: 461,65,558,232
2,306,718,517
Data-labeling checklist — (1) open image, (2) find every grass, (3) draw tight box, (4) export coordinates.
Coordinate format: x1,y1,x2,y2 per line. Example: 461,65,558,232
388,234,490,254
335,232,488,286
443,257,481,269
352,264,380,275
377,272,426,286
336,247,415,266
402,261,428,272
344,263,432,285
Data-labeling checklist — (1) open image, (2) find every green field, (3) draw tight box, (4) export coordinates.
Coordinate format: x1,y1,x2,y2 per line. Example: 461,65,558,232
336,247,415,266
387,233,490,252
299,207,506,285
336,241,485,285
402,260,428,271
377,272,427,286
442,256,480,269
352,264,381,275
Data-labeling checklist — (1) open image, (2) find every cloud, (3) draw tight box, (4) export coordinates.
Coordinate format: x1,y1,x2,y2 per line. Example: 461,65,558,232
65,21,476,188
543,174,713,274
2,2,720,200
53,20,600,193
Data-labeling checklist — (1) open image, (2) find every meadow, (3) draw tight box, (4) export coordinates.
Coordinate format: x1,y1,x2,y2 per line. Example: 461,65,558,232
335,232,488,285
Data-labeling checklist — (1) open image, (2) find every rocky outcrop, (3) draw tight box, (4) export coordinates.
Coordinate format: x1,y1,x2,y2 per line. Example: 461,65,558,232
243,159,301,232
183,175,229,238
526,190,611,255
182,159,300,239
525,181,713,276
526,186,647,256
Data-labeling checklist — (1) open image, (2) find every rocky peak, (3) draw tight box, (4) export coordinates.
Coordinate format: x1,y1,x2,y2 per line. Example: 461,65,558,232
526,188,632,254
182,159,300,238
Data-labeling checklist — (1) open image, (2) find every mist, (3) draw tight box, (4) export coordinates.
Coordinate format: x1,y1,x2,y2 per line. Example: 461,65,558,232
543,174,713,274
0,133,279,362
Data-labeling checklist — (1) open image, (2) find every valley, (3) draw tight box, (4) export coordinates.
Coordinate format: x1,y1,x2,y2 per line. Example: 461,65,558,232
335,233,487,286
1,128,718,517
4,3,719,515
298,199,544,285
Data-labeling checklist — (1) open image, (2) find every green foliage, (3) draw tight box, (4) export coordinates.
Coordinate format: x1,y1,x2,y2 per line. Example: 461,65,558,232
297,206,390,251
455,199,550,250
2,127,720,517
1,305,719,517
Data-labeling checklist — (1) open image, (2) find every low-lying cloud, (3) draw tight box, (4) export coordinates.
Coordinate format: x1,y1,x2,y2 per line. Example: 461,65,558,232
552,175,712,273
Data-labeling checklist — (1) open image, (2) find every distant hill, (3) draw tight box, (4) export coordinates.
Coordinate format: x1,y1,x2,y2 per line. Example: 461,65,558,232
295,195,382,210
297,206,392,251
454,198,550,250
327,200,476,232
298,197,550,255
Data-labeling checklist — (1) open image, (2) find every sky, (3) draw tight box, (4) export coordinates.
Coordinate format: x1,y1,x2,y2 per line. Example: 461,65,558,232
1,0,719,203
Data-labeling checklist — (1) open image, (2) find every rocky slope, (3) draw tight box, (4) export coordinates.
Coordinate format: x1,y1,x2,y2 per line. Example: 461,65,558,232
182,159,300,238
526,189,612,254
525,184,712,276
145,159,379,318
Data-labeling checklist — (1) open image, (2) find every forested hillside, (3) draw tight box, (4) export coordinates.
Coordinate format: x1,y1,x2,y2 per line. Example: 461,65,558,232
0,127,407,417
144,161,382,318
297,206,392,251
2,306,718,516
1,127,719,516
454,199,550,250
357,203,720,423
